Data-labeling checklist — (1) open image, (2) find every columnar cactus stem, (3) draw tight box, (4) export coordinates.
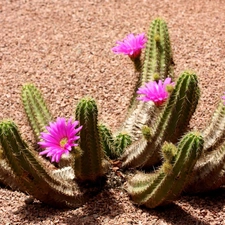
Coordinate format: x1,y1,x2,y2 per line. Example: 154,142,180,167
141,18,174,84
0,120,89,208
22,84,53,140
185,146,225,193
126,132,203,208
74,98,108,182
121,18,174,142
122,71,200,168
202,102,225,152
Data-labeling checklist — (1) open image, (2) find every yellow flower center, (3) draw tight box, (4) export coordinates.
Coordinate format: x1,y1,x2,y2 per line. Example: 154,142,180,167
60,138,68,148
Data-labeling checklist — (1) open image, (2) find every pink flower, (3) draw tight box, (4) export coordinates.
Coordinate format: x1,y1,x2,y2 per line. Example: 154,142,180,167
222,93,225,104
137,78,174,106
38,117,82,163
112,33,147,59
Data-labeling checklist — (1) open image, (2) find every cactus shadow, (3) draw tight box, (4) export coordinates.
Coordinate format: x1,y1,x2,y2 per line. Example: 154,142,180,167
61,189,125,224
140,202,211,225
13,189,125,224
13,200,68,223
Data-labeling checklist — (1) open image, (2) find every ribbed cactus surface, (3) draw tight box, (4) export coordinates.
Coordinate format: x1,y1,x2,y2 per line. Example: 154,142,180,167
22,84,53,140
121,18,174,142
74,98,107,182
122,71,200,168
126,132,204,208
0,120,89,208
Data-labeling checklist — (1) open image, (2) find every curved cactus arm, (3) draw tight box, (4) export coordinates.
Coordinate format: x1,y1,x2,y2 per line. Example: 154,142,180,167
121,18,174,142
122,71,200,168
185,145,225,193
0,120,89,208
126,132,203,208
22,84,53,140
202,102,225,152
0,148,22,190
74,98,109,182
51,166,75,181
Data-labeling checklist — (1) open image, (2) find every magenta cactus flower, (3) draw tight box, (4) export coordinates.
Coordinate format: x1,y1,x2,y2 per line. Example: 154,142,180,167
137,77,174,106
38,117,82,163
222,93,225,104
112,33,147,59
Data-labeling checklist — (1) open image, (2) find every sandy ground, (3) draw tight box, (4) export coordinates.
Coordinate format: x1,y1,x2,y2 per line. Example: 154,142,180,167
0,0,225,224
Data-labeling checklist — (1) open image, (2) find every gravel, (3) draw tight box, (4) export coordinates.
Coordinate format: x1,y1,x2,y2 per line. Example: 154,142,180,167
0,0,225,224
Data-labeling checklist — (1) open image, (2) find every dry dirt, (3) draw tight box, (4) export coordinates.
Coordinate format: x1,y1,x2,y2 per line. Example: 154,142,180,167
0,0,225,224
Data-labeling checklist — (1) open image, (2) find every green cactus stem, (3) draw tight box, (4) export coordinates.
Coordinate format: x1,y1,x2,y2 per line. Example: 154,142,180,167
22,84,53,140
98,123,116,159
0,148,22,191
185,145,225,193
126,132,203,208
121,18,174,142
202,102,225,152
0,120,90,208
74,98,108,182
122,71,200,168
141,18,174,84
114,131,132,157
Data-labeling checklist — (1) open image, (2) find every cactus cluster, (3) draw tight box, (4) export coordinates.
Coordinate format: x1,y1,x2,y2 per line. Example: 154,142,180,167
0,18,225,210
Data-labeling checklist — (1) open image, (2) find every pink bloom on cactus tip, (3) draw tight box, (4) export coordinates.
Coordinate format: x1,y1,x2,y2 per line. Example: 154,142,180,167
222,93,225,104
112,33,147,59
38,117,82,163
137,77,174,106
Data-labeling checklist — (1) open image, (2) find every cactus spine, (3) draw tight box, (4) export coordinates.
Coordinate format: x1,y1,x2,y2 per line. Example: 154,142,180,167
126,132,203,208
121,18,174,142
74,98,108,182
0,120,90,208
22,84,53,139
202,102,225,152
0,148,21,190
122,71,200,168
141,18,174,83
185,146,225,193
98,124,116,159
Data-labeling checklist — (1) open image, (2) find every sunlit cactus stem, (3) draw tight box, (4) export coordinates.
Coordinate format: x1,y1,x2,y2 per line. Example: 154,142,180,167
202,102,225,152
22,84,53,140
141,18,174,84
126,132,204,208
122,71,200,168
74,98,108,182
185,145,225,193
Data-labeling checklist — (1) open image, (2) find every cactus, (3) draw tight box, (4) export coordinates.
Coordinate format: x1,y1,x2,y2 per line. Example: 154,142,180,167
126,132,204,208
74,98,109,182
0,148,21,190
0,120,91,208
202,102,225,152
98,123,116,159
1,17,225,211
22,84,53,140
121,18,174,142
185,145,225,193
114,132,132,157
122,71,200,168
